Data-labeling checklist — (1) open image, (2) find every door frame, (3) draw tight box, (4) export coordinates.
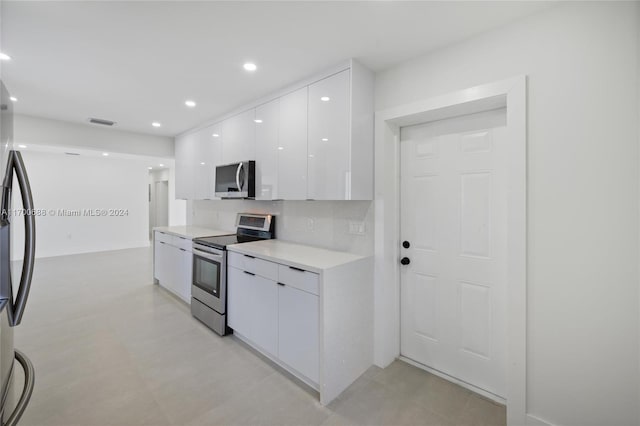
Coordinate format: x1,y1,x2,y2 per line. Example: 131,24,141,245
373,76,527,425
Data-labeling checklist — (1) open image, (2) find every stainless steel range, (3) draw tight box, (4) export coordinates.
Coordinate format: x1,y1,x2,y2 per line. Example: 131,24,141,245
191,213,274,335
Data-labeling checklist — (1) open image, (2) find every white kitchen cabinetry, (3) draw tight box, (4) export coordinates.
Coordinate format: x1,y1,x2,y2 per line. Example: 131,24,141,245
307,63,374,200
175,124,222,200
153,231,193,303
222,109,255,164
227,240,373,405
278,87,308,200
194,123,222,200
255,99,280,200
307,69,350,200
175,132,196,200
278,281,319,383
227,266,278,355
175,59,373,200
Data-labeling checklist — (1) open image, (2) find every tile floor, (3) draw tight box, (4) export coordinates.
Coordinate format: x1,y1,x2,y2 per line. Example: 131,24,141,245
13,247,505,426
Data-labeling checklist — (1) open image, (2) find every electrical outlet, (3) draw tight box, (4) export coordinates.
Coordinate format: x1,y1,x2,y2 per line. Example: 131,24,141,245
348,221,366,235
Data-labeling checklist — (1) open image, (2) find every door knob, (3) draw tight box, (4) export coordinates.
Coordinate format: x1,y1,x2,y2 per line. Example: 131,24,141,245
400,257,410,266
402,241,410,249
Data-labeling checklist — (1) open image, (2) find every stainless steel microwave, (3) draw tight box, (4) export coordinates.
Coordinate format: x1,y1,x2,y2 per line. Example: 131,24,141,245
215,161,255,199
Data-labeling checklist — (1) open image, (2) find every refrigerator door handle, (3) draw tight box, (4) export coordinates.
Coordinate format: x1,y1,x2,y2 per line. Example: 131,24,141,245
7,151,35,326
4,349,35,426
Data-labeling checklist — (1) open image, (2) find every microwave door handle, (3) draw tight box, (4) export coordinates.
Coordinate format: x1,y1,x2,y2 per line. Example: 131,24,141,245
235,162,244,192
8,151,35,326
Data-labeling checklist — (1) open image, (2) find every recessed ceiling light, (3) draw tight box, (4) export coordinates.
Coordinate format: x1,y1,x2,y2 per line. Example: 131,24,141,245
9,97,17,102
148,167,153,170
254,119,263,123
278,147,284,150
200,162,205,165
185,100,196,108
18,144,26,149
0,53,11,61
102,152,109,156
159,163,164,167
243,62,257,72
320,96,330,102
321,138,328,142
152,122,161,128
308,154,315,158
212,133,220,138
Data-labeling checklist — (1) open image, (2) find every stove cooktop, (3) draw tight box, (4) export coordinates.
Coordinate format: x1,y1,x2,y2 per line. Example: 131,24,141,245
193,213,275,250
193,234,265,250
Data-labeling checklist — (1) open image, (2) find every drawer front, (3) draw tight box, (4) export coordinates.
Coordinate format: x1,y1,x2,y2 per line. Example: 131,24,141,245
155,231,172,245
172,235,193,252
228,251,278,281
278,265,319,296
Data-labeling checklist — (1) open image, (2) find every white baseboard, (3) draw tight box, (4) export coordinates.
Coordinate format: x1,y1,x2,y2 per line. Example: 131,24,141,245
526,414,555,426
24,240,151,260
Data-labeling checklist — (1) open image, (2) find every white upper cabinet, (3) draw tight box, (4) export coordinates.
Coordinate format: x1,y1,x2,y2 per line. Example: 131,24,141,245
176,123,222,200
307,70,351,200
222,109,256,164
278,87,308,200
175,60,374,200
255,99,280,201
175,131,196,200
194,124,221,200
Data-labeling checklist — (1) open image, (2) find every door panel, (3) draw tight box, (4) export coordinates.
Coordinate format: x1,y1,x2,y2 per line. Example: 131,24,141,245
400,109,507,398
278,87,308,200
278,284,319,383
255,99,279,200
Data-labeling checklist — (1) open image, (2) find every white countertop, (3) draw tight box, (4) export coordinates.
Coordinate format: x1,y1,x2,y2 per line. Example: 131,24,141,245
227,239,368,273
153,226,233,240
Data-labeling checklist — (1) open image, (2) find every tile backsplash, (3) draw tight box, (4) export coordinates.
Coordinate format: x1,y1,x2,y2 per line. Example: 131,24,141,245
188,200,374,256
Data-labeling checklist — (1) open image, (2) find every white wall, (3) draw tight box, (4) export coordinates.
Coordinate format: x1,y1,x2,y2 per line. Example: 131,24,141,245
11,150,150,258
375,3,639,426
148,166,186,228
189,200,373,256
14,114,174,158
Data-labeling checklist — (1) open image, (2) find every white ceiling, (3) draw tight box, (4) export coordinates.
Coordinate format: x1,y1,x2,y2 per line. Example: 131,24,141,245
1,1,551,137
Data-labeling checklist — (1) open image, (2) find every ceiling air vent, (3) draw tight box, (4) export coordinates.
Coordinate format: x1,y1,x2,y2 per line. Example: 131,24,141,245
88,117,116,126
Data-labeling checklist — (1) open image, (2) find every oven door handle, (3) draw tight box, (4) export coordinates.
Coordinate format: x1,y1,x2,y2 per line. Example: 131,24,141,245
193,248,224,262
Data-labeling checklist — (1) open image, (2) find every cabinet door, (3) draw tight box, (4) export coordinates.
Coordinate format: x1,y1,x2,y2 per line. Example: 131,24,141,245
255,99,279,200
249,274,278,356
194,125,221,200
307,69,351,200
222,109,256,164
175,132,196,199
177,248,192,302
278,284,319,383
154,240,166,282
228,266,278,355
209,123,224,198
227,266,251,337
278,87,308,200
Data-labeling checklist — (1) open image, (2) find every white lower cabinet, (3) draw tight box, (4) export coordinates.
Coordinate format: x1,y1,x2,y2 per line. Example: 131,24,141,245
153,231,192,304
227,242,373,406
278,283,319,383
227,258,319,384
177,247,192,302
227,266,278,356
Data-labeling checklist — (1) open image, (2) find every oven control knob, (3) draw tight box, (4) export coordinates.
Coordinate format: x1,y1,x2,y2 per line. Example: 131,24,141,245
400,257,411,266
402,241,410,249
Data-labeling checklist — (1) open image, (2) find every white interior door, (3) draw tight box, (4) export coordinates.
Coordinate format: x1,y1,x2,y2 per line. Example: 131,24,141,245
400,109,508,398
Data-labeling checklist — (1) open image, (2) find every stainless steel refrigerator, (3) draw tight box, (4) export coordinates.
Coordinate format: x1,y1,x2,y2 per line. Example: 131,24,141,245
0,80,35,425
